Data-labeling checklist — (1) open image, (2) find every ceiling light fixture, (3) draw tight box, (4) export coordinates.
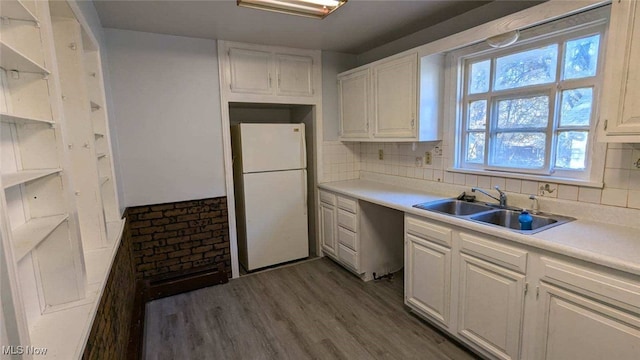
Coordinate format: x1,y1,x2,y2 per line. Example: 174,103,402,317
486,30,520,48
237,0,348,19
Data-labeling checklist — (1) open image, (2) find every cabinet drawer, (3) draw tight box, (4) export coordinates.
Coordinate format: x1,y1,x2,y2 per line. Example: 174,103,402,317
337,209,357,232
338,226,358,251
338,244,359,271
459,232,527,273
405,216,452,247
319,190,336,206
337,196,358,213
541,257,640,311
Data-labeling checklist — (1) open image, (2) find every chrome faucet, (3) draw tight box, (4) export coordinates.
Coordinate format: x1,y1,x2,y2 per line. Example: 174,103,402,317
471,186,508,208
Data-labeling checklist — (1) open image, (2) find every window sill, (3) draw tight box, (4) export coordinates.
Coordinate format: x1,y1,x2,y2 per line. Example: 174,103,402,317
447,167,604,189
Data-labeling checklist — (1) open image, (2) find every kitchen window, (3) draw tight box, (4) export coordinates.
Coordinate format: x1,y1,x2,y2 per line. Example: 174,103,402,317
451,8,609,184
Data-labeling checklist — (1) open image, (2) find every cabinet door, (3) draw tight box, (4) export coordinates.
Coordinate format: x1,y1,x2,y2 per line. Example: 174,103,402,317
600,0,640,139
458,254,526,360
319,202,337,256
228,47,273,95
339,69,370,139
372,54,417,139
536,283,640,360
405,234,452,327
275,54,313,97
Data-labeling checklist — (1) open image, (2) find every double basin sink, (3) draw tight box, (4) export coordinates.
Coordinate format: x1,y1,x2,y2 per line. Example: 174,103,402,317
413,199,575,234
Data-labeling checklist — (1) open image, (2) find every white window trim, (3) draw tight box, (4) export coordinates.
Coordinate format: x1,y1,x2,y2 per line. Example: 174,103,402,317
445,6,610,188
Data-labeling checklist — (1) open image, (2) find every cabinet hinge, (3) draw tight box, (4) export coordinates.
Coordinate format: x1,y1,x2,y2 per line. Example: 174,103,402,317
536,286,540,299
604,119,608,131
524,282,529,295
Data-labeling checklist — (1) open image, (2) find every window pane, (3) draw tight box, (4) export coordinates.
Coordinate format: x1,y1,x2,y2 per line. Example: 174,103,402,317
563,34,600,80
560,88,593,126
468,100,487,130
466,132,485,163
556,131,588,170
495,44,558,90
492,133,546,168
497,96,549,129
469,60,490,94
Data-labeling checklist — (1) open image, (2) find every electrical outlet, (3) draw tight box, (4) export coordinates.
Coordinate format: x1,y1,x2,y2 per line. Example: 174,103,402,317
433,146,442,156
378,149,384,160
424,151,432,165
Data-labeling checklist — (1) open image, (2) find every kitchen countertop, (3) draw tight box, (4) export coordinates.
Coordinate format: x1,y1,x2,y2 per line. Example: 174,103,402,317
319,179,640,277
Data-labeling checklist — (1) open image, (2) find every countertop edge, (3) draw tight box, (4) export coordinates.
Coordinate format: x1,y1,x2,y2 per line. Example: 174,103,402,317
318,180,640,277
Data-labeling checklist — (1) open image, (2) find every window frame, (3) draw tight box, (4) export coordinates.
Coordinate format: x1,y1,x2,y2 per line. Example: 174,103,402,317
450,7,610,186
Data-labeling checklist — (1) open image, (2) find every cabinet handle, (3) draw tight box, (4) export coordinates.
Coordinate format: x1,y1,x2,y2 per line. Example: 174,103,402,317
524,282,528,295
366,122,369,132
269,74,272,88
604,119,608,131
411,119,415,129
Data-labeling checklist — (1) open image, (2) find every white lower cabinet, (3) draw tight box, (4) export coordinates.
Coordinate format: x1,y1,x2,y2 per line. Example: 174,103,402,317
319,193,337,256
319,189,404,280
404,215,454,328
405,233,452,327
533,258,640,360
458,253,525,360
404,214,640,360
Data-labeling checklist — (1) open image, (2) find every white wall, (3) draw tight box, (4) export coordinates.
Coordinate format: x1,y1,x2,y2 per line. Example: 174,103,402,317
322,51,357,141
104,29,225,207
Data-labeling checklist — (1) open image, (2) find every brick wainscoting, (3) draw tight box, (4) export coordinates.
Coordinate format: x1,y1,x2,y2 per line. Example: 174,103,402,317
127,197,231,279
83,226,136,359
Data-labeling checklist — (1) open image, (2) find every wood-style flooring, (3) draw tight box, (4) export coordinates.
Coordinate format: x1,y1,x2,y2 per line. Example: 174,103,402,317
143,258,479,360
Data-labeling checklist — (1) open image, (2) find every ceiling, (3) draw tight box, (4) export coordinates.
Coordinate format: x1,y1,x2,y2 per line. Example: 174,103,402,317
93,0,492,54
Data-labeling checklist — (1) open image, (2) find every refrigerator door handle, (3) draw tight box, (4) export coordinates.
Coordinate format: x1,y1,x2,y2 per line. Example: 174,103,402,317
303,170,307,215
300,125,307,168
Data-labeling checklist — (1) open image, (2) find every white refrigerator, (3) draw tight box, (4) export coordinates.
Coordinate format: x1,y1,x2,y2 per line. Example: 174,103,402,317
231,123,309,271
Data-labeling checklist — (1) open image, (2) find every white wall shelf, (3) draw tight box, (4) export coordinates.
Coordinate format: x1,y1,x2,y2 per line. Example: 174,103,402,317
0,41,50,74
0,111,55,125
1,169,62,189
13,214,69,261
2,0,39,23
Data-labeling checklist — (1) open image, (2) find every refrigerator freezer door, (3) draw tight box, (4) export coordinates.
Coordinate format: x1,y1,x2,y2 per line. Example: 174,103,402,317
239,123,306,173
240,169,309,271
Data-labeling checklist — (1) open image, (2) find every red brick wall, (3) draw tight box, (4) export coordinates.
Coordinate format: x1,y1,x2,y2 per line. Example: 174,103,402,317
127,197,231,279
82,226,135,360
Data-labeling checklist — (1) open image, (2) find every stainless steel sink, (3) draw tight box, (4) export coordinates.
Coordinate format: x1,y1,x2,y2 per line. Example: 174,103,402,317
469,209,573,234
413,199,575,234
413,199,493,216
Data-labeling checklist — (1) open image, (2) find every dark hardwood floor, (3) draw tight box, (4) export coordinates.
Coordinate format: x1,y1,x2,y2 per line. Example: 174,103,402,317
144,258,479,360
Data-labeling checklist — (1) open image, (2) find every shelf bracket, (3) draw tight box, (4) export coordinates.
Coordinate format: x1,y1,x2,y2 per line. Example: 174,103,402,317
0,16,39,27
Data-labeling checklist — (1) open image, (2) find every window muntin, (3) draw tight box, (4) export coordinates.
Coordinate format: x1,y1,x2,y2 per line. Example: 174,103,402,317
458,23,605,179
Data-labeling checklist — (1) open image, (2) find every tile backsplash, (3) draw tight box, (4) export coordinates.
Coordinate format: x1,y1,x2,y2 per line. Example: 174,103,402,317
323,140,640,211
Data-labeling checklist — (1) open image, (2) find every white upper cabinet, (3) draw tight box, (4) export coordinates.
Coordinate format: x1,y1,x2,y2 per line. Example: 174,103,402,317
600,0,640,142
372,53,417,139
229,47,272,95
220,41,320,103
337,52,442,142
275,54,313,97
338,68,370,140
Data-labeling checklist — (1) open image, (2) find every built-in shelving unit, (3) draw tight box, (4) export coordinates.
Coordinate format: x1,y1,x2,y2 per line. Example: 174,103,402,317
12,214,69,260
0,111,55,125
0,41,50,74
1,169,62,189
2,0,39,23
0,1,124,358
